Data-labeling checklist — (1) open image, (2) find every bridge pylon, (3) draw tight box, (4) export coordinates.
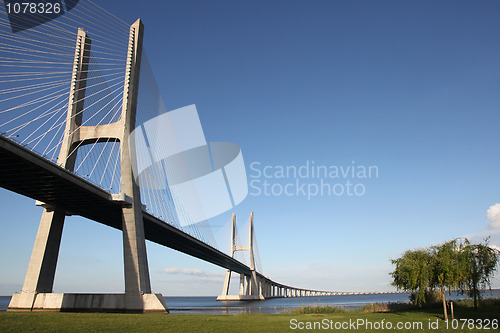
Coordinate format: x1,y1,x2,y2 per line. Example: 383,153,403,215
217,212,265,301
8,19,168,313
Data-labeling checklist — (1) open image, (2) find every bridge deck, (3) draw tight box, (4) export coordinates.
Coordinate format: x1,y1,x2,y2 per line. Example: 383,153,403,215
0,135,253,276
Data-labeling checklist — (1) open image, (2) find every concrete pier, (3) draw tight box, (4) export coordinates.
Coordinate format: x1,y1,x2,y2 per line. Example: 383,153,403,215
9,293,167,313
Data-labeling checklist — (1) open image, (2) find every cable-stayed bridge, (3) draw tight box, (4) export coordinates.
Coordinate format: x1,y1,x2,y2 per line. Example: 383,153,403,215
0,1,380,313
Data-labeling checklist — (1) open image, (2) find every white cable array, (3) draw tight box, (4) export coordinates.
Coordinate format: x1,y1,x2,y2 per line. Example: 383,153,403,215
0,0,227,252
0,0,127,190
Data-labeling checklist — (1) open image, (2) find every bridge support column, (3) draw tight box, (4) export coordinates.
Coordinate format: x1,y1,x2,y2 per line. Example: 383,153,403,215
116,18,166,313
245,276,251,295
8,210,66,310
220,270,231,298
219,215,236,299
122,18,150,311
239,274,245,295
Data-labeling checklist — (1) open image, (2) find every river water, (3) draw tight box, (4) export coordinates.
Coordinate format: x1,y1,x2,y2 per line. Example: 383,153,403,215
1,290,499,314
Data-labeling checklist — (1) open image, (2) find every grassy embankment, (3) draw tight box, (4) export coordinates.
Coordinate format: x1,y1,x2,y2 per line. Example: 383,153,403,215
0,299,498,332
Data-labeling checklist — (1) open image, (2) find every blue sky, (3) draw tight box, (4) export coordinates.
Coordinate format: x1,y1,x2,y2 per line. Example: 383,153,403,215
1,0,500,296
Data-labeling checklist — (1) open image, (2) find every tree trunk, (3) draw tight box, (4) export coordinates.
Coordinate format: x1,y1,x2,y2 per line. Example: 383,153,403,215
473,288,478,311
441,288,448,320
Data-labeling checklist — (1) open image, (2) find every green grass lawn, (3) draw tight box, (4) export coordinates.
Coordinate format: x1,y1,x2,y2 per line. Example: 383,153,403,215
0,303,498,333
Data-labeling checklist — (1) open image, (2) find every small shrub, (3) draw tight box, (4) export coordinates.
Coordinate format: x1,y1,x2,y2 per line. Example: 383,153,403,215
357,302,413,313
285,305,347,314
409,290,442,307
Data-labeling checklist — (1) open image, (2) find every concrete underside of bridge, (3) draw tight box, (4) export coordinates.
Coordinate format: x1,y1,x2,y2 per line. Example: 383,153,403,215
0,135,253,276
0,135,255,277
8,293,167,313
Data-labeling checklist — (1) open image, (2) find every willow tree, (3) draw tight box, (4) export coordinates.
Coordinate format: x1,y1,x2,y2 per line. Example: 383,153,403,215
459,239,500,311
430,239,462,320
390,248,433,306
